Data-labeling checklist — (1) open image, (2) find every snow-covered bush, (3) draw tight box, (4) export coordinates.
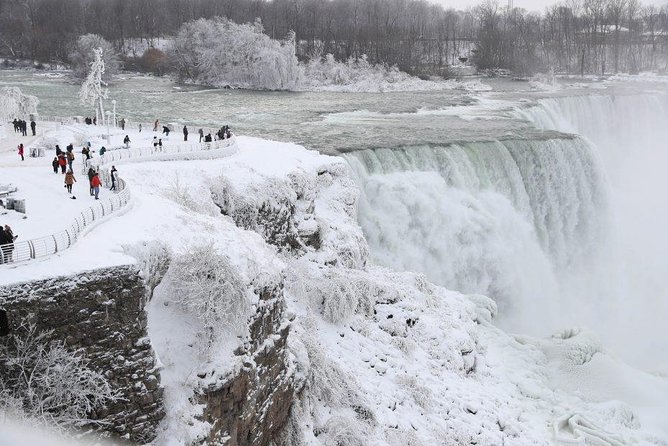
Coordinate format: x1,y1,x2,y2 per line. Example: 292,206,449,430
300,318,360,408
0,87,39,121
286,260,376,323
163,173,219,216
170,18,300,90
166,244,251,337
299,54,472,92
210,175,301,250
0,323,118,431
318,416,371,446
302,54,411,89
69,34,119,81
123,240,172,299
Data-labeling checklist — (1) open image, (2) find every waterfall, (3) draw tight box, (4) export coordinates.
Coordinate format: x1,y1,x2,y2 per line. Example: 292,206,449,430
347,93,668,370
346,137,611,335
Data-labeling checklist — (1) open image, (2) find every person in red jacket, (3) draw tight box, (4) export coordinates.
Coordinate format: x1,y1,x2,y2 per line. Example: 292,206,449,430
91,172,102,200
17,144,24,161
58,154,67,173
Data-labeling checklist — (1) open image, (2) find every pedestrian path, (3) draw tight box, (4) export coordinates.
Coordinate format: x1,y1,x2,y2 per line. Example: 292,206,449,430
0,122,238,266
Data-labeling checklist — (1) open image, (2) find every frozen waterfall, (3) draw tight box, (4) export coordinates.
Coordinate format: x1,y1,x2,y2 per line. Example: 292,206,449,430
347,93,668,370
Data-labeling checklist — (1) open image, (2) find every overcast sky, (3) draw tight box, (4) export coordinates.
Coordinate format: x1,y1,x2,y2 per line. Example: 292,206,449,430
433,0,668,13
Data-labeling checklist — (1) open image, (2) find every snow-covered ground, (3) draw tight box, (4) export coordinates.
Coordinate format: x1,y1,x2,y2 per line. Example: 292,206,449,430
1,122,667,445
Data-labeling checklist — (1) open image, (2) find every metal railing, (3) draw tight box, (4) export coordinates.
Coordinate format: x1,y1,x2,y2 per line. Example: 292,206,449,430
95,136,237,167
1,136,238,266
0,178,129,265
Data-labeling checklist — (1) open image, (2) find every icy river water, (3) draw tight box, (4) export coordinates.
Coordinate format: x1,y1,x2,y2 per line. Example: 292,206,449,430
2,70,667,372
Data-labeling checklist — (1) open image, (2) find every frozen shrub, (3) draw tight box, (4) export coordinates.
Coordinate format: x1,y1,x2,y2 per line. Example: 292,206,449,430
318,416,371,446
300,317,359,407
0,323,118,431
286,260,385,323
167,244,251,337
123,240,172,299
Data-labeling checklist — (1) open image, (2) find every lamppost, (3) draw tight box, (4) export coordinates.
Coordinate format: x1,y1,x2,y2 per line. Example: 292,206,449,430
106,111,111,142
112,100,117,127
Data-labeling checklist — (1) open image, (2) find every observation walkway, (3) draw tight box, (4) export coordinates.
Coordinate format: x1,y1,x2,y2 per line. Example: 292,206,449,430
0,128,237,266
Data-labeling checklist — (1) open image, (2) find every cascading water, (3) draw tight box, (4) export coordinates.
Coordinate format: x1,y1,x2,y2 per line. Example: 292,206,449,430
517,93,668,370
348,93,668,370
346,137,612,335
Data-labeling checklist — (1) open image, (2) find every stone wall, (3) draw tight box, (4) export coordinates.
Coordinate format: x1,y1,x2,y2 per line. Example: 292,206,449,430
0,265,165,444
197,284,296,446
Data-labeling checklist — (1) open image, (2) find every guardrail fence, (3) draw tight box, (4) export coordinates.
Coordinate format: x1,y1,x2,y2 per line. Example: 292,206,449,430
1,134,238,266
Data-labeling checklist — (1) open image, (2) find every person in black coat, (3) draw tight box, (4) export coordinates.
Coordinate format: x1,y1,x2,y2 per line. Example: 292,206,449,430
0,225,17,263
30,120,36,136
183,125,188,141
87,167,96,196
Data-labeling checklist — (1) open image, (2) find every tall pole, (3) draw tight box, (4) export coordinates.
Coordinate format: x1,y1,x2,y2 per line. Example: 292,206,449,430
112,100,117,127
106,111,111,142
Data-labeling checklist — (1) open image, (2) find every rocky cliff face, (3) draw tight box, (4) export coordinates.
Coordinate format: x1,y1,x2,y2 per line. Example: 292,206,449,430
196,284,295,446
0,266,165,443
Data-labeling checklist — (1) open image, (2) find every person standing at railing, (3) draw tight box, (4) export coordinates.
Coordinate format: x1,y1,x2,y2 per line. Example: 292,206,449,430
87,167,96,196
99,146,106,157
123,135,131,149
198,128,204,143
139,123,142,133
153,119,159,132
120,118,126,130
30,119,36,136
91,172,102,200
0,225,17,264
183,125,188,141
110,166,118,191
158,139,163,152
64,170,77,195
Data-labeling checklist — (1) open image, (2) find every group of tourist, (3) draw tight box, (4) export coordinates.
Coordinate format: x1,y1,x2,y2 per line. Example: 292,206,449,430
197,125,232,143
0,224,17,263
47,143,117,199
50,144,76,174
11,118,36,136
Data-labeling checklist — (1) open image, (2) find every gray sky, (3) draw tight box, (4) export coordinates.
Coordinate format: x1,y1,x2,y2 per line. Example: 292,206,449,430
432,0,668,13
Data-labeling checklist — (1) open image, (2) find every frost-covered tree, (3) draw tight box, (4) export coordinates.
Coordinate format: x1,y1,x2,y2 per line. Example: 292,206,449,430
170,18,301,90
167,244,252,339
69,34,119,81
0,323,118,430
0,87,39,139
0,87,39,121
79,48,108,125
